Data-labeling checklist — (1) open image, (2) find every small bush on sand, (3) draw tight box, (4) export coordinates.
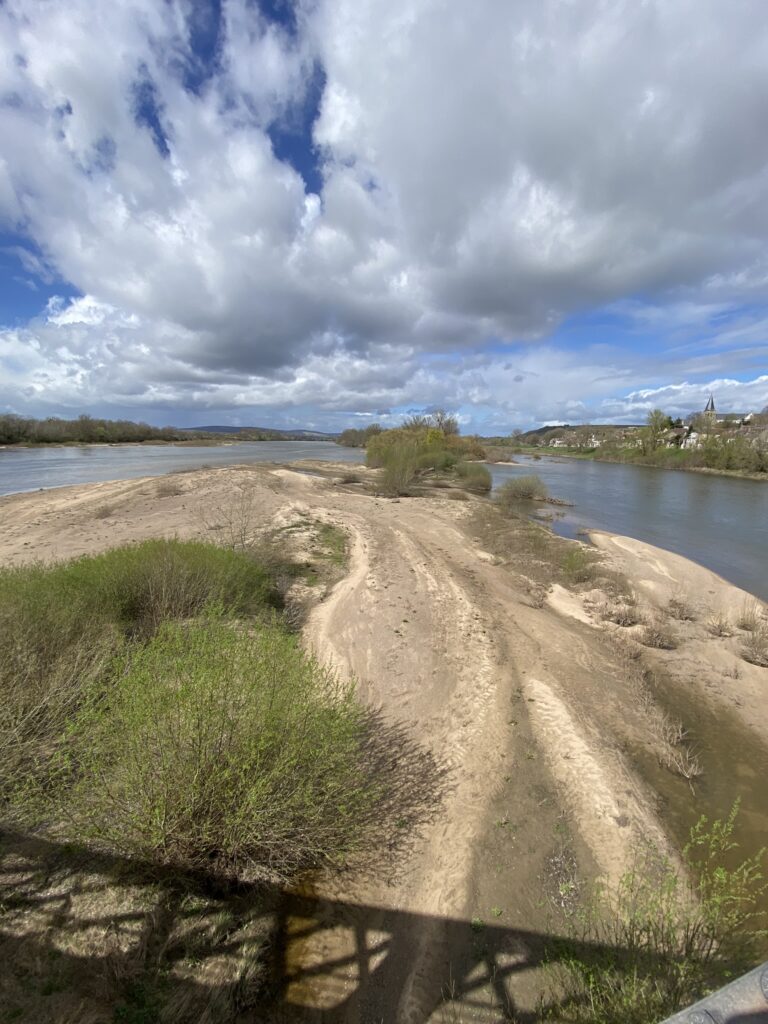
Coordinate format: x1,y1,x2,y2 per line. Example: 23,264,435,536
40,616,384,878
550,803,766,1024
667,592,696,621
640,619,677,650
155,479,184,498
561,547,598,585
706,611,733,637
741,626,768,668
495,475,548,507
455,461,492,492
600,602,639,627
735,600,762,632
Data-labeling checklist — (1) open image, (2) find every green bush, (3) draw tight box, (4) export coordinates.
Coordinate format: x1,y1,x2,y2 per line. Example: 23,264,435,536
40,616,381,877
380,442,420,496
455,461,492,492
548,804,766,1023
495,474,548,507
0,541,279,803
561,546,598,584
417,448,458,472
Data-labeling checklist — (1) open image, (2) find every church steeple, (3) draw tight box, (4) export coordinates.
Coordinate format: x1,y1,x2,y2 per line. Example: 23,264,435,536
704,393,716,414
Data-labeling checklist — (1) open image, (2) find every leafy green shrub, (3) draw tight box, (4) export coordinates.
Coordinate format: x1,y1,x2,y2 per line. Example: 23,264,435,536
455,461,492,492
0,541,279,803
548,804,766,1023
380,442,420,496
41,617,385,877
417,448,458,472
495,475,548,508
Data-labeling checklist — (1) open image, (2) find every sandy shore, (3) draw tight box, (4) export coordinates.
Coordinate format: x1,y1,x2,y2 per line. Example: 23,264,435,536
1,463,766,1022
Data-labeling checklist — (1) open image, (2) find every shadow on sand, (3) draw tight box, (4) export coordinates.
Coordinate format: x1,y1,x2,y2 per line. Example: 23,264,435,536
0,829,678,1024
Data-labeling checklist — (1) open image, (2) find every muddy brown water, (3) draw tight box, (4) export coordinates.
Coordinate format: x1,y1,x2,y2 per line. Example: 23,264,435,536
631,667,768,943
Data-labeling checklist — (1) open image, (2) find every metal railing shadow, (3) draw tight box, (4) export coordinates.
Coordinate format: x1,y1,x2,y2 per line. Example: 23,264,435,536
0,827,687,1023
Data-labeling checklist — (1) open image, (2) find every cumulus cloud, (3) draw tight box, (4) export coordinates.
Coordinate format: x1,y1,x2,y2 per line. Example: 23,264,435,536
1,0,768,427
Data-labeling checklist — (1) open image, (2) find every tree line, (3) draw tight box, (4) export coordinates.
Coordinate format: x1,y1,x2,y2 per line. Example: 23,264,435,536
0,414,192,445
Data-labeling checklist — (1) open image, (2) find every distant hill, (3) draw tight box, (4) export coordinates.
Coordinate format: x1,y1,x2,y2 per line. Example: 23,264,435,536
185,425,336,439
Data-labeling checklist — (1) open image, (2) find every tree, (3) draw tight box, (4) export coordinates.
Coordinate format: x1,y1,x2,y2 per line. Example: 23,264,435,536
643,408,672,453
431,409,460,435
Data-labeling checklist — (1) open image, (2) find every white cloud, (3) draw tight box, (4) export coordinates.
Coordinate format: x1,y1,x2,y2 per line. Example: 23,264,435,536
1,0,768,426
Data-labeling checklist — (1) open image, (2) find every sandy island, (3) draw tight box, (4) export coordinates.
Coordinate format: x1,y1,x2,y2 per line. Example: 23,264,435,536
1,461,766,1022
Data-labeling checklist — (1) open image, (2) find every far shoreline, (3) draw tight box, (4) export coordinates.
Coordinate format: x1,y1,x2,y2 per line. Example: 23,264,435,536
513,446,768,482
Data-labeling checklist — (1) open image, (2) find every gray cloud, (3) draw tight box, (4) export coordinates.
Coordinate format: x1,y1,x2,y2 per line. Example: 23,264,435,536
1,0,768,426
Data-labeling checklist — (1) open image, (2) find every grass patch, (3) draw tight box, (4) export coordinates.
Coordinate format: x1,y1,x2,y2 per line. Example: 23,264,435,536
546,804,766,1023
561,547,598,585
316,522,347,567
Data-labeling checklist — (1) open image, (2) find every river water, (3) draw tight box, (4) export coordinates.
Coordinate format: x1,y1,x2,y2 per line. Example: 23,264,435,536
0,443,765,601
0,440,364,498
489,456,768,602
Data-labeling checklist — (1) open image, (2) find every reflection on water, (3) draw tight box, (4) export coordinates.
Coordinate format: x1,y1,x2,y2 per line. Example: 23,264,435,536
490,456,768,601
0,441,364,498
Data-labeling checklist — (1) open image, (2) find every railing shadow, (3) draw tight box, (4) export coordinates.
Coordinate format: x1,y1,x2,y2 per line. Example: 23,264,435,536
0,829,671,1023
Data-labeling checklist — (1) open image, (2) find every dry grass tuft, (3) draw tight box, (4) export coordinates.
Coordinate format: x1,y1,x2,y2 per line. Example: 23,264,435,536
741,626,768,668
600,601,640,627
667,592,696,621
155,479,184,498
735,600,762,632
640,620,677,650
706,611,732,637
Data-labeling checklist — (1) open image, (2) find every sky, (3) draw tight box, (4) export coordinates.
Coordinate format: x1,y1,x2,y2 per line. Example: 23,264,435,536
1,0,767,434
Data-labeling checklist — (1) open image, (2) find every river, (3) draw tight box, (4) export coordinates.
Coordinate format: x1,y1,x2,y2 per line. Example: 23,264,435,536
0,443,765,601
0,440,364,498
489,456,768,602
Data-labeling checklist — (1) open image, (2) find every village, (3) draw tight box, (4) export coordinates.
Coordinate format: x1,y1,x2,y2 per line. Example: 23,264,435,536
519,395,768,464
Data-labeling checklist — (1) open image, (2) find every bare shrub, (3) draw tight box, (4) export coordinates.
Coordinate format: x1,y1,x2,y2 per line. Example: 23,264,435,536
741,626,768,668
338,472,361,484
640,619,677,649
94,505,115,519
600,602,639,627
662,745,703,782
706,611,732,637
202,482,260,551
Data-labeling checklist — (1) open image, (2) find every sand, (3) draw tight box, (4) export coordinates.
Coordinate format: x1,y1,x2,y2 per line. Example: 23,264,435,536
0,462,765,1022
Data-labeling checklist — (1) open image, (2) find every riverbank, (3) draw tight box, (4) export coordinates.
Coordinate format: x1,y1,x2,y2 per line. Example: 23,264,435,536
0,464,766,1021
516,445,768,481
